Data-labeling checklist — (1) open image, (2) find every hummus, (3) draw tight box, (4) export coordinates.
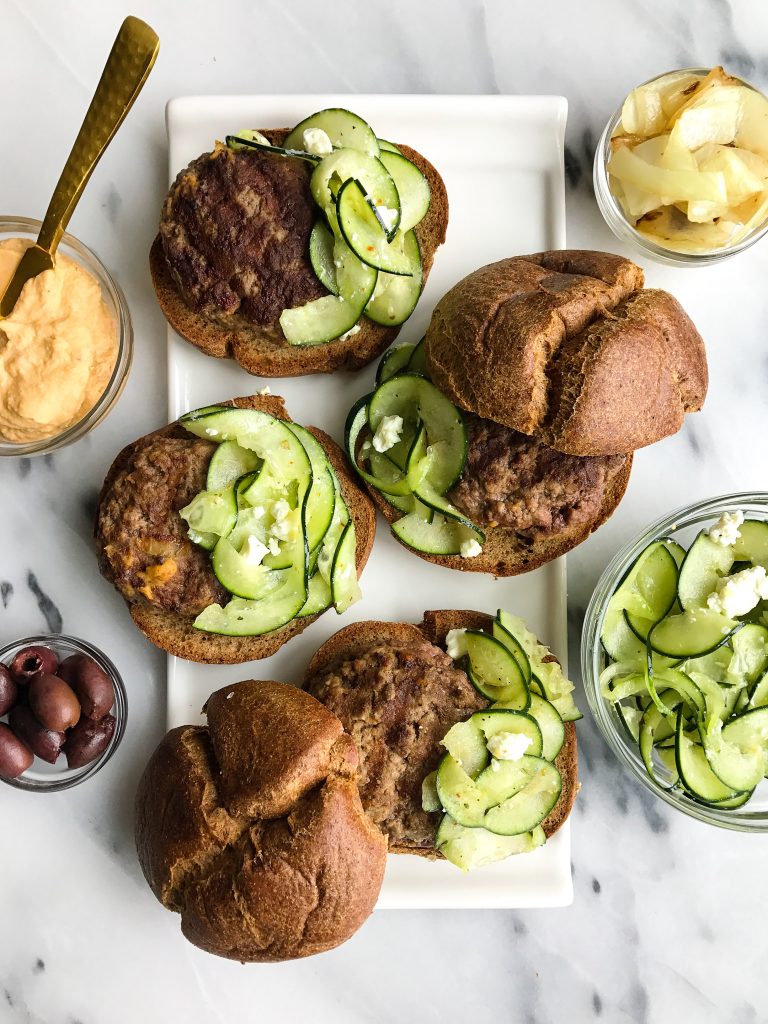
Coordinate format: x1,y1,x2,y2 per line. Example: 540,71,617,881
0,238,118,443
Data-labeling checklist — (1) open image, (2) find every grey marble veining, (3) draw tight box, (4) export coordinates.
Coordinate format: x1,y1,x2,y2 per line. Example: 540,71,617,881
2,0,768,1021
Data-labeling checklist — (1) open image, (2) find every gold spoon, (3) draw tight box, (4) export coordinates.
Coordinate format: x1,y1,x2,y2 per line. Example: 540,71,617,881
0,15,159,319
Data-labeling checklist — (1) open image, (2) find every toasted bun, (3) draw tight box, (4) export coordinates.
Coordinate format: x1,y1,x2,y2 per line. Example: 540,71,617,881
150,132,449,377
135,680,386,962
367,451,633,577
304,611,578,860
96,395,376,663
425,250,707,456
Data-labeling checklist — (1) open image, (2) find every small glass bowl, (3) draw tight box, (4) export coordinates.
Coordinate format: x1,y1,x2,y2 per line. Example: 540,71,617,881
0,216,133,457
0,634,127,792
582,492,768,832
593,68,768,266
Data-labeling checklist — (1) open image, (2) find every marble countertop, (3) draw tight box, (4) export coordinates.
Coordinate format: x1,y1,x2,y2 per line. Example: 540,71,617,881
2,1,768,1021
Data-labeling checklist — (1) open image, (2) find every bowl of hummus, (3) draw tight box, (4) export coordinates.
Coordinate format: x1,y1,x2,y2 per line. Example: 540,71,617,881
0,217,132,456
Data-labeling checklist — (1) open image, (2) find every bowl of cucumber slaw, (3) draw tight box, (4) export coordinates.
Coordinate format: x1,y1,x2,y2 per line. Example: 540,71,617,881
583,492,768,830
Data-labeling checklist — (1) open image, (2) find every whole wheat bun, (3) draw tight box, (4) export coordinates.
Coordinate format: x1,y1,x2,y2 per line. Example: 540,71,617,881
135,680,387,962
150,131,449,377
304,609,578,859
424,249,708,456
95,394,376,663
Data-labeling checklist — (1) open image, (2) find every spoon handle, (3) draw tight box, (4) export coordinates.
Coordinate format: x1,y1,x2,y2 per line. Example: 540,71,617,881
36,16,160,255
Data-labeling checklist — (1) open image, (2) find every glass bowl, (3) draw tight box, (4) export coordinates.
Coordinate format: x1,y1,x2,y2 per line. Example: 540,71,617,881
0,216,132,457
582,492,768,831
593,68,768,266
0,633,127,792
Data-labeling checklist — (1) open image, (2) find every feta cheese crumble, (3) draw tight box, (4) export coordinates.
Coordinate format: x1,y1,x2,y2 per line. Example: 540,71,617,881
242,535,269,566
269,499,295,542
204,427,219,437
707,565,768,618
267,538,281,556
338,324,361,341
445,628,468,660
375,204,398,232
707,510,744,547
460,539,483,559
371,414,403,453
302,127,333,156
258,385,271,396
487,732,532,762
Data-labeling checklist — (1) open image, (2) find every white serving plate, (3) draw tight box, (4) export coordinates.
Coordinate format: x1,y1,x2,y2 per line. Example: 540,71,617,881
164,94,570,908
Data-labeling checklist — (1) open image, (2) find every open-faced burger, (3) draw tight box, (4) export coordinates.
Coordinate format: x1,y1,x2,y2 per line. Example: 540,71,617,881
150,109,448,377
346,250,708,575
304,608,580,870
95,395,375,663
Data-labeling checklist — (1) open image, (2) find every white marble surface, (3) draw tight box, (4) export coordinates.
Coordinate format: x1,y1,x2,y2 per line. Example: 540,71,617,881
2,1,768,1021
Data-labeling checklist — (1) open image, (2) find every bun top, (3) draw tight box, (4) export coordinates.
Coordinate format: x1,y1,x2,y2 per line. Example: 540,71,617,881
134,680,386,963
424,250,708,456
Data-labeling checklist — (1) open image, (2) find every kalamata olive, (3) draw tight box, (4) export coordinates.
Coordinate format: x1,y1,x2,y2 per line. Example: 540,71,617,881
10,645,58,683
8,705,65,765
57,654,114,720
0,722,33,779
0,665,18,716
64,713,116,769
28,673,81,732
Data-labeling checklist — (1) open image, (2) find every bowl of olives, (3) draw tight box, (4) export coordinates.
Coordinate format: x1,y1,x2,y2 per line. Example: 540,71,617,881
0,634,126,791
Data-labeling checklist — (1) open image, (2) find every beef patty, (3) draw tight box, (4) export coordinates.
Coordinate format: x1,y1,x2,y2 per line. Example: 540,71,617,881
305,641,486,849
159,143,325,325
449,413,626,540
95,434,227,618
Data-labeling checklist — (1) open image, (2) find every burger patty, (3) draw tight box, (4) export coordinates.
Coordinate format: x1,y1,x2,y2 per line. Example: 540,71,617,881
159,143,326,325
95,435,227,617
449,413,626,540
305,641,486,849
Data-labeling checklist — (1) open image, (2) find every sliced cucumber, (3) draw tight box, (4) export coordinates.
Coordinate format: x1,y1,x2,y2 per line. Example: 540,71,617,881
677,531,734,610
225,131,319,164
639,693,681,786
280,234,377,346
296,571,333,618
441,717,489,778
492,616,532,683
285,108,380,156
179,487,237,541
310,150,400,238
675,709,738,803
364,232,423,326
607,540,680,622
285,423,336,554
726,623,768,686
206,441,261,492
408,336,428,376
473,709,543,757
648,608,739,659
436,754,487,828
368,374,467,493
465,631,529,709
378,150,431,231
703,706,768,791
496,611,581,722
522,693,566,761
330,519,360,613
210,538,285,601
308,219,338,294
391,510,480,554
436,816,545,872
481,757,562,837
377,138,402,155
337,178,414,275
733,519,768,567
376,344,415,386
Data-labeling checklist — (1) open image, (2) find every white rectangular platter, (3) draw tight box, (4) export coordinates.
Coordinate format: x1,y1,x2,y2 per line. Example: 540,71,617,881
165,94,570,909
